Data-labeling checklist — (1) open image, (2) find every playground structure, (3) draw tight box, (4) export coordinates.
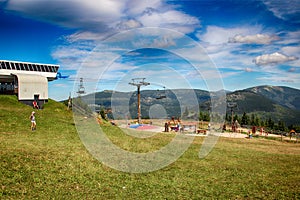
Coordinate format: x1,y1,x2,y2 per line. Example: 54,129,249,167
121,117,211,135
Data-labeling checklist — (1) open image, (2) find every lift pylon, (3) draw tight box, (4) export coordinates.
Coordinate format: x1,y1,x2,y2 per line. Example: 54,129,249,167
77,78,85,96
129,78,150,124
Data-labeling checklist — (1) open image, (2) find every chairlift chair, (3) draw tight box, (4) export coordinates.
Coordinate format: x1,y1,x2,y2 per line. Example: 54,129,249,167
156,87,166,100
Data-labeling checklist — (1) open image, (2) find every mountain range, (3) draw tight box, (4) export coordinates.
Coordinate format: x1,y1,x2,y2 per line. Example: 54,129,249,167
78,85,300,126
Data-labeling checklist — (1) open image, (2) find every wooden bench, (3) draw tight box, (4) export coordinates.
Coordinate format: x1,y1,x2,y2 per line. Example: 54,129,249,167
197,129,207,134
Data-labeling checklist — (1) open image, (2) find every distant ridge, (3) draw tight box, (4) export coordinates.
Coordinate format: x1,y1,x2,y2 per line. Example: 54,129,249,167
77,85,300,125
245,85,300,111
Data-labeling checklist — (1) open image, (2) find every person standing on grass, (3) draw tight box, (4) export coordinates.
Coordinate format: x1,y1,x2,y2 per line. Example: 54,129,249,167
29,111,36,131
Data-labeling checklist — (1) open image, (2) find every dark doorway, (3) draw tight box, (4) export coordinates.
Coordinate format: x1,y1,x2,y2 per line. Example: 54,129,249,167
34,94,39,101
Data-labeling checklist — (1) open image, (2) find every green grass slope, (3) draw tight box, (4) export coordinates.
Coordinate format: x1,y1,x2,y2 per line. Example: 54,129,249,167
1,95,300,199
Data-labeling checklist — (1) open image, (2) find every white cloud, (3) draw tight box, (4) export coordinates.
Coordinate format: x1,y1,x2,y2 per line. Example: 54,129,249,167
6,0,126,32
153,35,176,48
288,68,296,72
286,30,300,40
6,0,202,73
195,25,299,84
51,46,90,70
137,9,200,33
115,19,143,30
281,46,300,68
244,67,253,72
202,42,255,70
281,46,300,56
65,32,109,42
228,34,280,44
52,83,68,88
5,0,200,35
198,26,262,45
253,52,298,65
125,0,165,16
275,30,300,46
257,72,300,84
262,0,300,23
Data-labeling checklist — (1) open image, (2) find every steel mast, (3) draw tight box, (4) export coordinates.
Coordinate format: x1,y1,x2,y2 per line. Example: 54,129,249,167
129,78,150,124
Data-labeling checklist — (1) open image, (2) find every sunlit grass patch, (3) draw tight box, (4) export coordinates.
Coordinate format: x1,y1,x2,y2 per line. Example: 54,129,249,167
1,95,299,199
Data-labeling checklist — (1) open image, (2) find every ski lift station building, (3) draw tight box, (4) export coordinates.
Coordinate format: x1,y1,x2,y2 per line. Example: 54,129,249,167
0,60,59,106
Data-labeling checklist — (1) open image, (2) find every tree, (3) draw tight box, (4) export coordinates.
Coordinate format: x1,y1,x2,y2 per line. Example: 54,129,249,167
199,111,210,121
260,119,265,127
204,112,210,122
266,117,274,129
199,111,204,121
203,112,210,121
233,114,240,124
241,112,249,126
250,114,255,126
100,108,107,121
225,113,231,123
182,107,189,119
278,120,286,131
254,116,261,126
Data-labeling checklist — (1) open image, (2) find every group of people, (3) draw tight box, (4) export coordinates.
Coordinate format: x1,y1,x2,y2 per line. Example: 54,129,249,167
164,121,182,132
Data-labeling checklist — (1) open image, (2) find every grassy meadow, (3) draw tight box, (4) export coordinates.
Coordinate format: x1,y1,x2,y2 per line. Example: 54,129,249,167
0,95,299,199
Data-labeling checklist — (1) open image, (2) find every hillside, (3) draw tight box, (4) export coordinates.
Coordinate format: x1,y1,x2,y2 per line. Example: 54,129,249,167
0,95,74,134
1,95,300,199
226,89,300,125
82,89,210,118
226,90,276,113
246,85,300,111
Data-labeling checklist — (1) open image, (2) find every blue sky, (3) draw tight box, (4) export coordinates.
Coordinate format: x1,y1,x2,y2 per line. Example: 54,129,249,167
0,0,299,100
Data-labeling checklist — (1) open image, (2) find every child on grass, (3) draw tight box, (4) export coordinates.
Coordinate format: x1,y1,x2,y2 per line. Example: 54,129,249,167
29,111,36,131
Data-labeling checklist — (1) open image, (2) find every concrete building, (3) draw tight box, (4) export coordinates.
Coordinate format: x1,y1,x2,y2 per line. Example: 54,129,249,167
0,60,59,107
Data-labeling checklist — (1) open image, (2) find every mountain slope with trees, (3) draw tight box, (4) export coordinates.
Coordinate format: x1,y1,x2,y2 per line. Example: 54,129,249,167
245,85,300,111
77,85,300,128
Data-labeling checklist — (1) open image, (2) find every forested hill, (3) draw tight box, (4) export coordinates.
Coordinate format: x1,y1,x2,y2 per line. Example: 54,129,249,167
225,86,300,125
245,85,300,111
79,85,300,125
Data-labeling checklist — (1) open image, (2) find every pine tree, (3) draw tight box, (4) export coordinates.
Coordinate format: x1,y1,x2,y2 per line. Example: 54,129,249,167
267,117,274,129
100,108,107,121
278,120,286,131
199,111,204,121
183,107,189,119
203,112,210,121
241,112,249,125
225,113,231,123
233,114,240,123
254,116,260,126
250,114,255,126
260,119,265,127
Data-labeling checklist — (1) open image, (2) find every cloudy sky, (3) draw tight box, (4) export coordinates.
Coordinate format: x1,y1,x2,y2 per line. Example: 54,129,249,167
0,0,299,100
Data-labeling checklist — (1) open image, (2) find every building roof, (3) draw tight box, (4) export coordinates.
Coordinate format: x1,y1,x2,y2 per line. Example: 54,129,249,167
0,60,59,82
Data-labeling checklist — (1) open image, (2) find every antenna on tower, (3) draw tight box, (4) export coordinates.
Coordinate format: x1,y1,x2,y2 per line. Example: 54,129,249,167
77,78,85,96
129,78,150,124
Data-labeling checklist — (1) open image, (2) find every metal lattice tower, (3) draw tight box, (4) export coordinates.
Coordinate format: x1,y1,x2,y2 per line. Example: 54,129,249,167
129,78,150,124
77,78,85,96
